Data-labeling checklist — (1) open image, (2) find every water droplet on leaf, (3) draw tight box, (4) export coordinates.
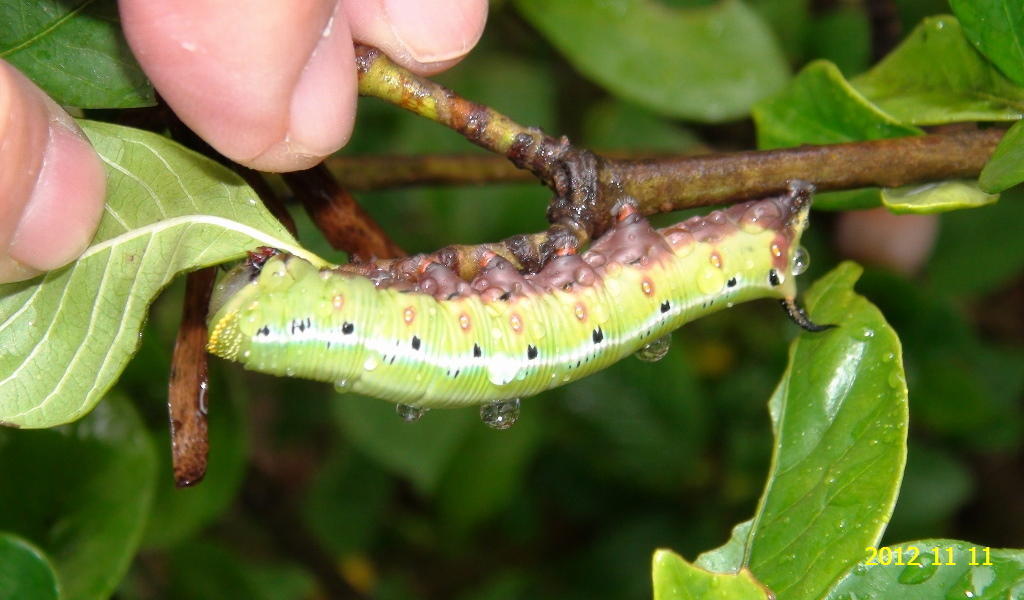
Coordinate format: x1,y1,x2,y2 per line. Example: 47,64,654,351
898,556,938,585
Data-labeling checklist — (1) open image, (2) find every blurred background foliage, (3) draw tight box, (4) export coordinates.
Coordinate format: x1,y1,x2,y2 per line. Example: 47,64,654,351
1,0,1022,598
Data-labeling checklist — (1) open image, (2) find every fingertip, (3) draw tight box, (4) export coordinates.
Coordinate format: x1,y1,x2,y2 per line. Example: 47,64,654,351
246,5,359,172
346,0,488,74
8,123,106,275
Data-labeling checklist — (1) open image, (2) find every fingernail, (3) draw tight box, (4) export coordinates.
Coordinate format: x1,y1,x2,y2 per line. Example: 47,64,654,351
384,0,481,64
8,123,106,275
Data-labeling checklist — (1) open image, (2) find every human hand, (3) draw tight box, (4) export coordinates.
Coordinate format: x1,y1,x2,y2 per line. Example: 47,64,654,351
0,0,488,283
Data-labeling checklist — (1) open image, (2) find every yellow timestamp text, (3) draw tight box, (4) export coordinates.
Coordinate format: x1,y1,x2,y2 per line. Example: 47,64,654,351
864,545,993,567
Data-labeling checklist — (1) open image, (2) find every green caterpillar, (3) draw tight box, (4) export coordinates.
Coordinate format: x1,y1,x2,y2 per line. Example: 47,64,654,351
207,183,824,426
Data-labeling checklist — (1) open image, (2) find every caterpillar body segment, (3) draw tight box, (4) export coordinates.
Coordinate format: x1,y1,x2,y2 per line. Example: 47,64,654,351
207,187,813,409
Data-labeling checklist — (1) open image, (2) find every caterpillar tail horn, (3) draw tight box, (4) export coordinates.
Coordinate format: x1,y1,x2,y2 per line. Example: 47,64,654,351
780,298,835,332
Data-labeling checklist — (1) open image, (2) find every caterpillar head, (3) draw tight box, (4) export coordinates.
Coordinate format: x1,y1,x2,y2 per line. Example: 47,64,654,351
207,251,321,359
778,180,833,332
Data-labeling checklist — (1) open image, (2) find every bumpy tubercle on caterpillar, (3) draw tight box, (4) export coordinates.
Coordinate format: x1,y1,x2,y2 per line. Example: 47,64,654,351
207,181,831,412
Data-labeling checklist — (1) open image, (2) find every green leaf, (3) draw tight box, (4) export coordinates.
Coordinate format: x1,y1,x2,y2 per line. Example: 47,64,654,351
303,450,393,555
753,60,921,149
437,407,544,534
514,0,789,122
695,520,753,573
881,180,998,213
0,397,156,600
950,0,1024,87
823,540,1024,599
0,0,153,108
927,187,1024,296
980,120,1024,192
852,16,1024,124
582,100,701,153
166,540,316,600
652,549,770,600
0,534,60,600
745,262,909,600
333,394,476,495
807,7,872,76
0,120,311,428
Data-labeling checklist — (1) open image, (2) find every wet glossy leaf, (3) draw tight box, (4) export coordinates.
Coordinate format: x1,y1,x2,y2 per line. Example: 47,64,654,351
979,120,1024,192
0,534,60,600
753,60,920,149
0,397,156,600
881,180,998,214
515,0,789,122
852,16,1024,124
746,262,908,600
652,549,770,600
950,0,1024,86
0,120,310,428
0,0,153,108
823,540,1024,599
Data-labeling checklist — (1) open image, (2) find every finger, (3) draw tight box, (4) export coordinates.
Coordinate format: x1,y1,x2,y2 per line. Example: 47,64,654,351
343,0,488,75
0,62,106,283
120,0,357,172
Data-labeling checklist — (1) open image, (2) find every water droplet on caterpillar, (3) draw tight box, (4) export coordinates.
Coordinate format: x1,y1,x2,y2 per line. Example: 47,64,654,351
480,398,520,430
792,246,810,276
396,403,426,422
697,266,726,294
635,335,671,362
334,378,351,392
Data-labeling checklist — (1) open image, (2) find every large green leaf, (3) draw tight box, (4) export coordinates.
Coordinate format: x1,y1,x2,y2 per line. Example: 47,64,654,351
652,549,770,600
0,120,312,428
852,16,1024,124
0,0,153,108
741,262,908,600
823,540,1024,599
950,0,1024,87
0,397,156,600
514,0,789,122
753,60,920,149
0,534,60,600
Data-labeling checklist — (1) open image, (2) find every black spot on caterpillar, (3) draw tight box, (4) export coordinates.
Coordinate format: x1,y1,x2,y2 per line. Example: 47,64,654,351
208,182,825,409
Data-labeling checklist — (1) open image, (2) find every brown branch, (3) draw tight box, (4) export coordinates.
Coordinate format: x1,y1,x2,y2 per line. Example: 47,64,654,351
282,164,406,261
598,127,1005,220
168,267,216,487
354,43,1005,247
325,154,535,190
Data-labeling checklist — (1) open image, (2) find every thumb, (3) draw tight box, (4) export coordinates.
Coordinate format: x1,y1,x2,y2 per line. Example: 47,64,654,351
0,61,106,283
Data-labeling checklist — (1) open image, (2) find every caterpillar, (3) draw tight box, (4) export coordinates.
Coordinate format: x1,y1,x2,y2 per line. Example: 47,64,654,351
207,182,825,426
